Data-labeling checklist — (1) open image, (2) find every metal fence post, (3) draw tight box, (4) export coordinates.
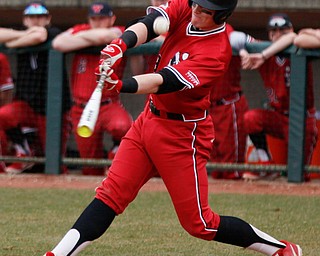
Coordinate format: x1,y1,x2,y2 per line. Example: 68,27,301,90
45,49,63,174
287,54,307,183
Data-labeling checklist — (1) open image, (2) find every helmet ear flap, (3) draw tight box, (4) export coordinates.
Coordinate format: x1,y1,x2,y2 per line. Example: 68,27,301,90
213,10,232,25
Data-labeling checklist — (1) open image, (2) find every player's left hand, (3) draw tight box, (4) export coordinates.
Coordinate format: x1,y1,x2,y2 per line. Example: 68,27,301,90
100,38,127,69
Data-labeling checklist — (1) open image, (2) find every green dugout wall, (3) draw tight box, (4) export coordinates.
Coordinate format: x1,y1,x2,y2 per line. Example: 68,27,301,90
1,41,320,183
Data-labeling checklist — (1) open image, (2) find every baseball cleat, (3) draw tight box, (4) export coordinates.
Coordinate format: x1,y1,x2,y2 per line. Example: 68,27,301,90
242,171,279,181
44,252,55,256
272,240,302,256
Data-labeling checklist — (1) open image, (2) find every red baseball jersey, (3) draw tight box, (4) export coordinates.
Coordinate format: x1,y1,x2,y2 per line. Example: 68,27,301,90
149,0,232,119
0,53,14,92
70,24,125,103
259,57,315,112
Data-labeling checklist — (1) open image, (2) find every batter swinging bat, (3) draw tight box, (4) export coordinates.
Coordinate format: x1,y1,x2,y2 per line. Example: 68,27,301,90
77,72,107,138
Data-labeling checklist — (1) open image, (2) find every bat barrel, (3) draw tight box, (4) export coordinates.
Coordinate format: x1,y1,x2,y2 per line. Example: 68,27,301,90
77,72,107,137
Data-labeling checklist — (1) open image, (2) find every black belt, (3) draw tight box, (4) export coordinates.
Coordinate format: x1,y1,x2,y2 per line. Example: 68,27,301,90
150,101,184,121
73,99,112,108
149,101,208,121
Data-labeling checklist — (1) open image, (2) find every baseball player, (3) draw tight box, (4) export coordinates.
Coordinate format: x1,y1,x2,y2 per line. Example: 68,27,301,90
44,1,302,255
52,1,132,176
0,53,14,173
0,1,71,174
240,13,318,181
209,24,252,180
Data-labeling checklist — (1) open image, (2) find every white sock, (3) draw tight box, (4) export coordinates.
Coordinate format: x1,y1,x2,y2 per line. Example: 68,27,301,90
50,229,92,256
256,149,271,162
247,225,285,255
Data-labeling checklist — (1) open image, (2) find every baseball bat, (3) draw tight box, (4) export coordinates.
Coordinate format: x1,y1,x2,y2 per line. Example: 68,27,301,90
77,72,107,138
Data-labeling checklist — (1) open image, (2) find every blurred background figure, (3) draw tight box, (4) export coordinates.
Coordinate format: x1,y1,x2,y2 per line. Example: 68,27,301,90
0,53,14,173
241,13,317,181
52,1,132,176
209,24,252,180
294,27,320,179
0,1,71,174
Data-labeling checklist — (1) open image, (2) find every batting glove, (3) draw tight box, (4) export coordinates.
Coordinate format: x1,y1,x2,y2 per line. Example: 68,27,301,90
99,38,127,70
95,59,108,77
103,67,123,93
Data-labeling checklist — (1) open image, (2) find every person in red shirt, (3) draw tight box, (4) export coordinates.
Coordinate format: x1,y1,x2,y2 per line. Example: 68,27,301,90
0,53,14,173
241,13,318,181
44,1,302,256
209,23,253,180
52,1,133,176
0,54,14,107
0,1,71,174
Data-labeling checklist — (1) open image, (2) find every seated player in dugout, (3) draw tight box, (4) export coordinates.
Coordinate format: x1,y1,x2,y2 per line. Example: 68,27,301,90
0,53,14,173
209,23,253,180
239,13,317,181
293,27,320,180
0,1,71,174
44,1,303,256
52,1,133,176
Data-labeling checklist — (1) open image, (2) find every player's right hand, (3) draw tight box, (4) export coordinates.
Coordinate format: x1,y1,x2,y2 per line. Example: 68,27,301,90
100,38,127,70
103,67,123,93
95,59,110,78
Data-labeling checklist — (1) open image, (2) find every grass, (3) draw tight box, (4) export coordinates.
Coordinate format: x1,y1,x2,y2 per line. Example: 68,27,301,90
0,187,319,255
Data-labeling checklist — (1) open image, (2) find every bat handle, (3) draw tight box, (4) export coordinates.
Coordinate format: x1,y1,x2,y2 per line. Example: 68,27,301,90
97,71,107,89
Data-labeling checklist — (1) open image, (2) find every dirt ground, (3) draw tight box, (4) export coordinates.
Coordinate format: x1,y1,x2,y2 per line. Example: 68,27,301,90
0,173,320,196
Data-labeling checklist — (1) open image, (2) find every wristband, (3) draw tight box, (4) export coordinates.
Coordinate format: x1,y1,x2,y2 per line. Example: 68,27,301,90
120,77,138,93
120,31,138,49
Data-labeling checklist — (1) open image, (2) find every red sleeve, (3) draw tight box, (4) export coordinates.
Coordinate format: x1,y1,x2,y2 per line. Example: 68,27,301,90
165,56,227,90
165,35,231,89
71,24,91,34
0,54,14,91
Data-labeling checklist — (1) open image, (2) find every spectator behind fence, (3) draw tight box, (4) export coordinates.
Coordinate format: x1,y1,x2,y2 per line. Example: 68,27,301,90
44,1,303,256
0,1,71,174
294,28,320,180
294,28,320,48
52,1,132,176
0,53,14,173
209,23,252,180
240,13,317,181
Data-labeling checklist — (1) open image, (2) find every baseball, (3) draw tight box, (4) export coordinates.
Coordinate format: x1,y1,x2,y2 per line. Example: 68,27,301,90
153,16,170,35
